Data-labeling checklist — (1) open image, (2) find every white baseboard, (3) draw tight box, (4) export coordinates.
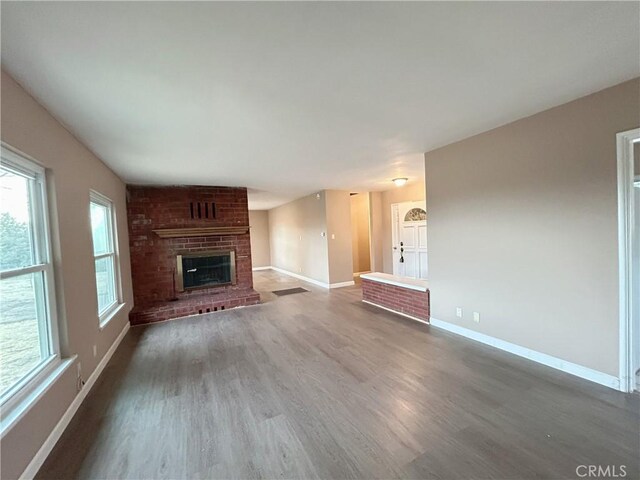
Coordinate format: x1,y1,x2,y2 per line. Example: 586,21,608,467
264,266,355,290
269,266,331,289
353,271,371,278
330,281,355,289
362,299,430,326
252,266,272,271
19,322,131,480
429,318,620,391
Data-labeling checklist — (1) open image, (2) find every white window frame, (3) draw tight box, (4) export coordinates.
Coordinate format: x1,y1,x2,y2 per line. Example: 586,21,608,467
0,145,61,417
89,190,122,326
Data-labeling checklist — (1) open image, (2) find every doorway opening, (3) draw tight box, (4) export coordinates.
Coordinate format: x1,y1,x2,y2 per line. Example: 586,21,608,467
350,193,372,276
617,128,640,392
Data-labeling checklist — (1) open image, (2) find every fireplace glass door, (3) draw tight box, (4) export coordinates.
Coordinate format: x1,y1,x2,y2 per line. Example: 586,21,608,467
177,251,236,291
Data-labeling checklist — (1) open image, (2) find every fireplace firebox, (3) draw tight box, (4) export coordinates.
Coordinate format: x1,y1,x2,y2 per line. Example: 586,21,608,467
176,251,236,291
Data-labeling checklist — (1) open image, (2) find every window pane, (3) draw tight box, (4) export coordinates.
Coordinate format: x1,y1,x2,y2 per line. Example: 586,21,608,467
90,202,110,256
0,272,50,397
95,256,116,314
0,168,35,270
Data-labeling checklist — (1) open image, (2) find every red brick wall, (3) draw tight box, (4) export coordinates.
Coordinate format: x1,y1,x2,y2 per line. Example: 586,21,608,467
127,186,259,324
361,278,430,322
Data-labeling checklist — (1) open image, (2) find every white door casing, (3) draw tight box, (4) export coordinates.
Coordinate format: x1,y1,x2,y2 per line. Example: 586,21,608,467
392,201,427,279
617,128,640,392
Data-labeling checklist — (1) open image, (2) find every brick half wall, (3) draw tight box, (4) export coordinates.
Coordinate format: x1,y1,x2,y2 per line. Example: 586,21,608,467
361,278,430,322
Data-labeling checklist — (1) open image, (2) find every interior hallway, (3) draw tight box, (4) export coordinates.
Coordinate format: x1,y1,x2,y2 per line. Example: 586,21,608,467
37,271,639,479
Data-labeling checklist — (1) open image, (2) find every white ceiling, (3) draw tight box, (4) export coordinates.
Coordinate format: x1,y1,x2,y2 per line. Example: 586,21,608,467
2,2,639,209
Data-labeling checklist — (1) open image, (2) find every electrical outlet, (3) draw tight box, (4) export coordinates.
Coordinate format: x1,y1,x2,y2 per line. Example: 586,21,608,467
76,362,85,391
93,345,97,357
473,312,480,323
331,233,335,240
456,307,463,318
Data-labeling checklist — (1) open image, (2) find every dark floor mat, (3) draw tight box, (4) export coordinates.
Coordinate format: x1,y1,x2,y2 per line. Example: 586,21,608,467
272,287,309,296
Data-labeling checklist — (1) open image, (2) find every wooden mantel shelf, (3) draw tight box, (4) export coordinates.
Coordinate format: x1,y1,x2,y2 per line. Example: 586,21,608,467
153,226,249,238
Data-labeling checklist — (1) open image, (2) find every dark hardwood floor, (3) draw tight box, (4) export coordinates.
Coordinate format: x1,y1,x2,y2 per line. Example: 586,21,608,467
37,270,639,479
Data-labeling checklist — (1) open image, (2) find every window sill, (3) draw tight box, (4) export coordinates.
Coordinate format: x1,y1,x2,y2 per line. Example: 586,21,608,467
99,302,126,330
0,355,77,438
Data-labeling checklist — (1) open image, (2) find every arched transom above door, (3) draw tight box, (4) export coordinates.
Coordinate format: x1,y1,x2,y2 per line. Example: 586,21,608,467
404,208,427,222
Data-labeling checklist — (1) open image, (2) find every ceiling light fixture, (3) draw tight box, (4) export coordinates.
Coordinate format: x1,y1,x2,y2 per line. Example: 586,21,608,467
392,177,408,187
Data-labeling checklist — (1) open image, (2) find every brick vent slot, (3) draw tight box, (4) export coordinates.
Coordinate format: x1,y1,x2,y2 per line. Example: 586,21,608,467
190,201,216,219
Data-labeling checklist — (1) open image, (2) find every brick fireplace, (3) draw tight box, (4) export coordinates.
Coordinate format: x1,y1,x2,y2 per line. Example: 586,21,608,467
127,185,260,325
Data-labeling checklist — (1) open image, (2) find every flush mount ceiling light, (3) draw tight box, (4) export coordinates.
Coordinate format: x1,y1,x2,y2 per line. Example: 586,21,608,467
392,177,408,187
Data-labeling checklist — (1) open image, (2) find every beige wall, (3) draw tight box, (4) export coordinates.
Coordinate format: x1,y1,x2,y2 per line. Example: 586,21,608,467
369,192,384,272
268,190,354,286
268,192,330,284
350,193,371,273
424,78,640,376
249,210,271,268
379,181,426,274
1,70,134,479
325,190,354,284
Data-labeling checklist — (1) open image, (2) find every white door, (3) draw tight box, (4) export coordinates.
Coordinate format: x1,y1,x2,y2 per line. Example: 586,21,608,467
391,201,427,279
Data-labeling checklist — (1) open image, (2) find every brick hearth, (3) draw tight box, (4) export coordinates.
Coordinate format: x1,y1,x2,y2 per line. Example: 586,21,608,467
127,185,260,325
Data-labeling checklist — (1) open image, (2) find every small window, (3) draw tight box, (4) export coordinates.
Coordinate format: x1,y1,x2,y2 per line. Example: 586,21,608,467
404,208,427,222
0,146,59,408
89,192,121,324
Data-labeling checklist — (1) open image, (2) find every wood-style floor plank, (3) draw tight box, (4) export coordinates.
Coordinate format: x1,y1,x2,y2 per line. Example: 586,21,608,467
37,270,640,479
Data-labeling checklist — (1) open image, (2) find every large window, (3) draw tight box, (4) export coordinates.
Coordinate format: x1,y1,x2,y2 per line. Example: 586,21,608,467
89,191,120,324
0,147,59,407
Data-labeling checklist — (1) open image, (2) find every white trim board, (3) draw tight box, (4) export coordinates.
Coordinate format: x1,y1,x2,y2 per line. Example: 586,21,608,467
330,281,355,289
19,322,130,480
429,318,620,390
362,299,430,326
263,266,354,289
616,128,640,393
252,266,272,271
353,271,371,277
269,266,330,288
